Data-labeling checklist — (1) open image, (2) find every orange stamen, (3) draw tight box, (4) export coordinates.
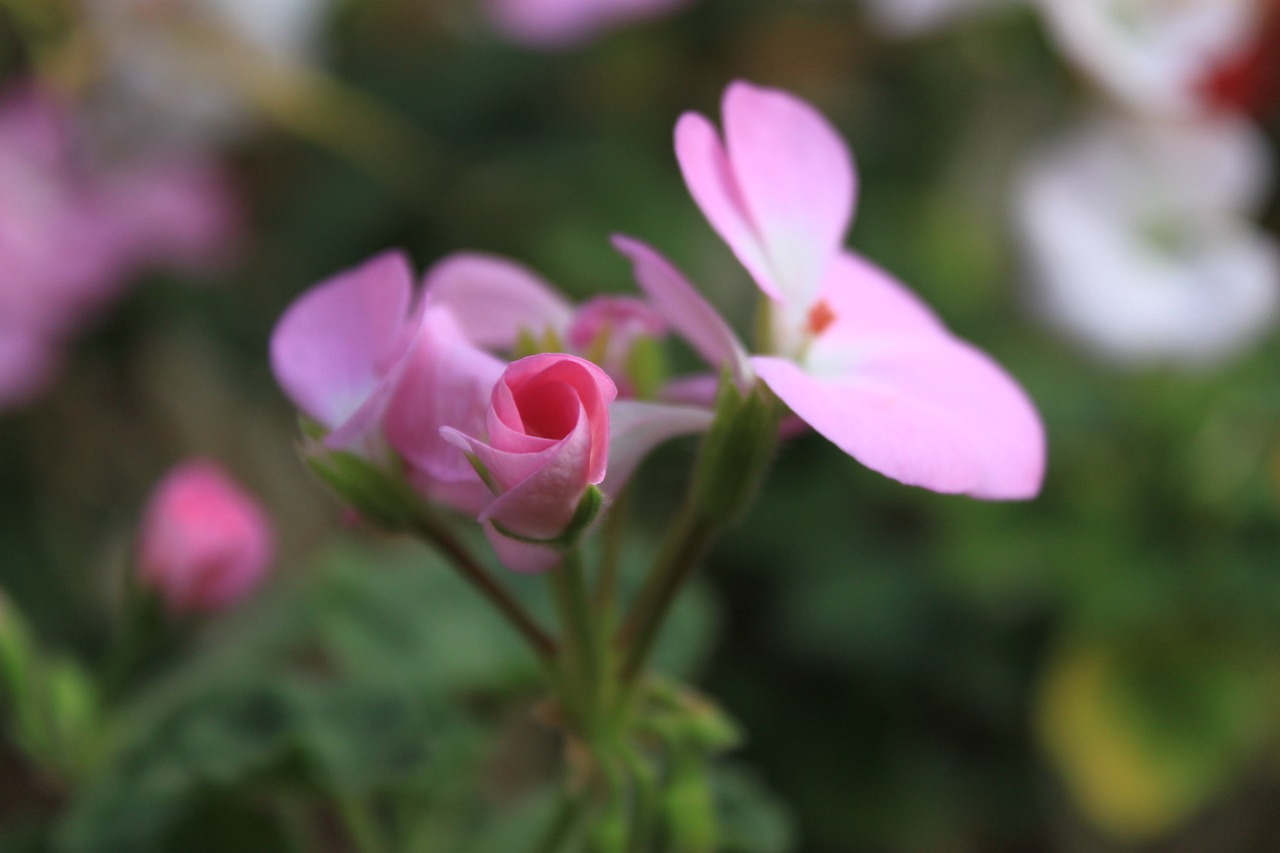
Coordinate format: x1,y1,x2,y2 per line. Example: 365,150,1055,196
807,300,837,336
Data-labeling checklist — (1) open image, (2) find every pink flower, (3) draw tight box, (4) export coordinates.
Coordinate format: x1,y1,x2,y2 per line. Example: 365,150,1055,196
270,251,502,509
270,251,422,458
0,85,239,410
422,252,716,493
626,80,1045,499
486,0,693,49
136,460,275,614
442,354,616,573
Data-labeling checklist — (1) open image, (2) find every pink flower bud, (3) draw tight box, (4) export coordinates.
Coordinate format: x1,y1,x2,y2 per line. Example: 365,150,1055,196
443,353,617,573
136,461,275,614
566,295,666,397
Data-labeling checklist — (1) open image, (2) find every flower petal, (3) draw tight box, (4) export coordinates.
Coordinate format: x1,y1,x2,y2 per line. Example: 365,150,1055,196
675,110,777,300
721,81,856,308
752,338,1045,499
611,235,752,386
424,252,574,350
270,250,415,430
384,306,506,484
601,399,716,496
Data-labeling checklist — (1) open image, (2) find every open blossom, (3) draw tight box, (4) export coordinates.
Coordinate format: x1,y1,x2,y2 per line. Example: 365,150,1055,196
1016,110,1280,366
137,460,275,614
1035,0,1262,117
443,354,615,572
620,80,1044,499
269,252,503,512
486,0,693,48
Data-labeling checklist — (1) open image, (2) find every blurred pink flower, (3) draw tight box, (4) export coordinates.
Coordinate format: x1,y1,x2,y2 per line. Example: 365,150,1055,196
650,80,1044,499
486,0,692,48
859,0,1015,35
137,459,275,614
443,354,615,572
0,86,239,410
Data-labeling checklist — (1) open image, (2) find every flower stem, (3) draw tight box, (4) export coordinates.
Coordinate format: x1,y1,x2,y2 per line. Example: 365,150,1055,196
550,550,601,731
409,513,557,661
529,789,588,853
616,509,720,688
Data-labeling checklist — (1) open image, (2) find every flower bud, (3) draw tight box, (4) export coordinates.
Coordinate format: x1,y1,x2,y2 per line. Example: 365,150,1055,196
136,460,275,614
442,353,617,572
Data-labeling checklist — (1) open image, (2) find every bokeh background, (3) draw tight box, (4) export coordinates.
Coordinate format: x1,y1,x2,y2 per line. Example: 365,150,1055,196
3,0,1280,851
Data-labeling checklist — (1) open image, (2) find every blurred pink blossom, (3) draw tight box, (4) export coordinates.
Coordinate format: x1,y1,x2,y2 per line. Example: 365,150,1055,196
136,459,275,614
486,0,692,48
0,86,238,410
649,80,1044,499
443,354,615,572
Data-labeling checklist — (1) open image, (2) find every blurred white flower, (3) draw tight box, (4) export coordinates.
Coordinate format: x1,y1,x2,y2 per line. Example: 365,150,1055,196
859,0,1016,35
84,0,332,146
1015,111,1280,367
1035,0,1262,117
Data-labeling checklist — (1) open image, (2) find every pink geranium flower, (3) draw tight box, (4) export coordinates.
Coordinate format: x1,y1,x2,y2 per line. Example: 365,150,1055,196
269,252,502,511
621,80,1044,499
136,460,275,614
486,0,693,49
443,354,616,572
420,252,716,493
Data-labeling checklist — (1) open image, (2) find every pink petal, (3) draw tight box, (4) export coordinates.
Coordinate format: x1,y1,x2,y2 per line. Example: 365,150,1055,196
270,251,415,431
423,252,573,350
818,251,946,341
384,306,506,484
611,235,752,386
721,81,856,309
675,111,776,300
484,528,561,574
752,342,1044,499
481,414,594,538
601,400,715,496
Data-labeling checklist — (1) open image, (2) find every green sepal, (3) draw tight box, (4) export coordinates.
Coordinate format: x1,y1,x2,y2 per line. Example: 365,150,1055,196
690,372,778,525
626,335,668,401
304,444,427,532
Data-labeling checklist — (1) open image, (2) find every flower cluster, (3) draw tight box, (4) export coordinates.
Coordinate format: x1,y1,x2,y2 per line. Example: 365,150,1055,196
271,81,1045,573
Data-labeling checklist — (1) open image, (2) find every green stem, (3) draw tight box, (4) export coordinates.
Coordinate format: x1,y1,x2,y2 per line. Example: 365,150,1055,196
410,513,557,661
529,788,589,853
550,550,601,732
622,749,658,853
616,510,719,688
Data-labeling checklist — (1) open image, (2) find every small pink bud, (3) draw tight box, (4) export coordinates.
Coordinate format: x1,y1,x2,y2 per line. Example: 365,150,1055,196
136,460,275,614
442,353,617,572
